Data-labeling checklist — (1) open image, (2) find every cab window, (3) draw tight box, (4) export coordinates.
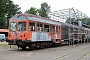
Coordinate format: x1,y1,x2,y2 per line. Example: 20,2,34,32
10,22,16,31
18,22,26,31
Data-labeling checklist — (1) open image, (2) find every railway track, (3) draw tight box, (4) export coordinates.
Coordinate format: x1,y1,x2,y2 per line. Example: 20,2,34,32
54,43,90,60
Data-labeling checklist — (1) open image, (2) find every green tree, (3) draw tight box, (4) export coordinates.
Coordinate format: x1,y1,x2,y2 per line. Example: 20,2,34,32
80,18,90,28
38,2,51,18
0,0,7,28
0,0,21,29
25,7,38,15
5,0,21,28
87,18,90,25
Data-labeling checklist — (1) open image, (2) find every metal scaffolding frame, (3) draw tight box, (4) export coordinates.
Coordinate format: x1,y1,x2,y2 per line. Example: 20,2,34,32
49,8,89,23
49,8,89,46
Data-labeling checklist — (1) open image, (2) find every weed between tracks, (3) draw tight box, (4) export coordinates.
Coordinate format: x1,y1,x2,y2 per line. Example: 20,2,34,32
63,48,67,50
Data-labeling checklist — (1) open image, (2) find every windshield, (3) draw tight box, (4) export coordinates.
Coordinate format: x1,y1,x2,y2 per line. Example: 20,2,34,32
18,22,26,31
10,22,16,31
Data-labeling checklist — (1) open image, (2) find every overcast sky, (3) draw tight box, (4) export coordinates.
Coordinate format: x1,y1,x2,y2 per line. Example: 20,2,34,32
11,0,90,17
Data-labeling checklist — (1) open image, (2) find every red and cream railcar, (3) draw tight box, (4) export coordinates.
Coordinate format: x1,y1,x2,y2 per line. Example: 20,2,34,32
7,14,62,49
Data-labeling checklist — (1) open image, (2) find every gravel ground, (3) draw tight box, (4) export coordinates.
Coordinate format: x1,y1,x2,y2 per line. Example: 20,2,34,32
0,41,8,44
0,42,90,60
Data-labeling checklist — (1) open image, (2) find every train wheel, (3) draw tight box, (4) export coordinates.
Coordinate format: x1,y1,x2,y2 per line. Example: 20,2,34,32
28,43,36,50
21,46,26,50
40,43,44,49
47,42,51,48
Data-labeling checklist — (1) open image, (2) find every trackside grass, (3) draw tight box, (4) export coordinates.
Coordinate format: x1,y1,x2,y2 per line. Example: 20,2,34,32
0,44,8,47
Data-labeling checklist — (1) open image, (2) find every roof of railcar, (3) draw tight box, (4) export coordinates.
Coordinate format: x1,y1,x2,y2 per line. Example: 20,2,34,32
11,14,57,21
10,14,61,25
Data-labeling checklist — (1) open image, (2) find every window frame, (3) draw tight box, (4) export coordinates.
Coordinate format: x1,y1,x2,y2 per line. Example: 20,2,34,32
29,22,35,31
18,22,26,31
44,24,49,32
10,22,17,31
37,23,43,32
50,25,55,32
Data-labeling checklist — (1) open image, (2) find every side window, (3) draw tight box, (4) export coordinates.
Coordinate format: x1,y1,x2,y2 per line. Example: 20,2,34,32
50,25,55,32
44,24,49,32
56,26,58,32
29,22,35,31
37,23,43,31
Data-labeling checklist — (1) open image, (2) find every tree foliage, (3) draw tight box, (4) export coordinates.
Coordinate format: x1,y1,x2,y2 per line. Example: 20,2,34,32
38,2,51,18
25,2,51,18
81,18,90,25
5,0,21,28
0,0,21,28
25,7,38,15
0,0,7,28
87,18,90,25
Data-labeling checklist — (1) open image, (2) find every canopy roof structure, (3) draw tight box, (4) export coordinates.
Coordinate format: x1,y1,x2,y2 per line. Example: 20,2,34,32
49,8,89,20
49,8,90,28
0,29,9,32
